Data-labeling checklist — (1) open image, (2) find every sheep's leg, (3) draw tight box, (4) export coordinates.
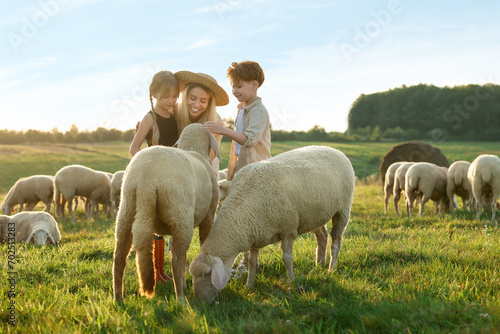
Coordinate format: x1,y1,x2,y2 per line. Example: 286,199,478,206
60,197,67,219
18,202,25,213
88,201,96,220
418,195,429,217
246,247,261,286
27,202,36,211
491,199,497,223
434,201,439,215
43,200,51,213
67,196,77,223
406,192,415,218
133,221,156,299
198,215,214,246
170,230,192,302
329,210,349,270
314,225,328,266
113,216,133,302
384,187,391,214
393,190,401,216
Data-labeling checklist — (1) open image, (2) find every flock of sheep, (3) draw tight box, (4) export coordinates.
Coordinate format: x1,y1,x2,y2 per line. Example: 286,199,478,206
1,126,499,305
384,154,500,222
0,164,125,245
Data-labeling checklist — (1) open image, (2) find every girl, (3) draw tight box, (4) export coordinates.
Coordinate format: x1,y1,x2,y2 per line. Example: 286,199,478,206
129,70,180,284
129,71,180,156
174,71,229,175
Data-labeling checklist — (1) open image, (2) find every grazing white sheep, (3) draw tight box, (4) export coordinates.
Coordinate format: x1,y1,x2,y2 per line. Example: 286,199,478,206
53,165,111,223
446,161,473,215
0,211,61,245
384,162,403,214
467,154,500,222
218,168,228,181
113,123,220,303
189,145,355,304
1,175,54,215
110,171,125,216
392,162,415,216
405,162,449,218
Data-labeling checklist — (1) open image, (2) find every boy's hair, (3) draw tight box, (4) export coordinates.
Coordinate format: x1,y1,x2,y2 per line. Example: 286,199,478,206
227,61,265,87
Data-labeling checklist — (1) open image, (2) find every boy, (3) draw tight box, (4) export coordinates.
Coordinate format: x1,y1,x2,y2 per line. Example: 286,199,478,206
202,60,271,180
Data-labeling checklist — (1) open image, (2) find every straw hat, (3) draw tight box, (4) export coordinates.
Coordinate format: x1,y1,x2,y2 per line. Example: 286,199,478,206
174,71,229,106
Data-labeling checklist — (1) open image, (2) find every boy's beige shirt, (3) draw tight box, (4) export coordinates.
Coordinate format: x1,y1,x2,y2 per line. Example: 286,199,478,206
227,97,271,180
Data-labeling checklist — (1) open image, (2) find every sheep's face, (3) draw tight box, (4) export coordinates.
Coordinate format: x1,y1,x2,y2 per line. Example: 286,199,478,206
1,203,12,215
190,254,224,304
28,228,55,246
192,274,220,304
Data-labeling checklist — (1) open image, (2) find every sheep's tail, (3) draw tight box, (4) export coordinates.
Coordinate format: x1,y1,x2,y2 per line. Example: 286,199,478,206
132,185,158,299
480,168,492,184
407,173,419,191
454,168,465,187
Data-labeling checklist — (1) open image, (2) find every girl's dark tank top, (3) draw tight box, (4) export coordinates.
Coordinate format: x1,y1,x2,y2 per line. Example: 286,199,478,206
146,111,179,147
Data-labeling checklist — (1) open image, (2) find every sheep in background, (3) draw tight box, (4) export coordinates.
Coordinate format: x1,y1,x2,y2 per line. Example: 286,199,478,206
468,154,500,222
218,168,228,181
0,211,61,245
113,123,220,303
384,162,403,214
216,179,231,213
1,175,54,215
392,162,415,216
110,171,125,216
53,165,111,223
405,162,449,218
189,146,355,304
446,161,473,215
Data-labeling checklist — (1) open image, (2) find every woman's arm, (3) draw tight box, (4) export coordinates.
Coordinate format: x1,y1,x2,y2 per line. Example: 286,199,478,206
129,113,154,156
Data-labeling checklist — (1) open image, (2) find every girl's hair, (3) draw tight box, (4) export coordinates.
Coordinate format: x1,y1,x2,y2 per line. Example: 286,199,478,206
177,83,218,133
149,71,180,145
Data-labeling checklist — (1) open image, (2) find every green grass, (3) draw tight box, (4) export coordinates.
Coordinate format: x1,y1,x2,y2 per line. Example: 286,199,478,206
1,141,500,333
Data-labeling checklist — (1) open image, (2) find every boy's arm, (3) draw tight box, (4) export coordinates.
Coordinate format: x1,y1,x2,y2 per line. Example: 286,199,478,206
202,121,248,145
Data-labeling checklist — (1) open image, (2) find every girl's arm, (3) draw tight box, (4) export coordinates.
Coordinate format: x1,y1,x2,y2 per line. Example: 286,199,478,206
129,113,154,156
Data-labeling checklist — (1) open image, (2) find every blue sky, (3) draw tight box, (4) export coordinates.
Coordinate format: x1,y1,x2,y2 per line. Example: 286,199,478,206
1,0,499,133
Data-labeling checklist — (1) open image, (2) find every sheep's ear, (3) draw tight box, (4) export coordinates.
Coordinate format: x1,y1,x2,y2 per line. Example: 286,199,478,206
218,180,232,200
211,256,228,290
209,134,221,161
26,231,35,244
47,234,56,246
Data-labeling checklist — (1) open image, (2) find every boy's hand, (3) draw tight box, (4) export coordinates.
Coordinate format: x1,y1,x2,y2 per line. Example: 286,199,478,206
202,121,225,135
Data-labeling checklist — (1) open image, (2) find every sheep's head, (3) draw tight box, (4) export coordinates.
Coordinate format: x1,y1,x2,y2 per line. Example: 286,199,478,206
189,253,228,303
26,227,56,246
177,123,220,161
1,203,13,215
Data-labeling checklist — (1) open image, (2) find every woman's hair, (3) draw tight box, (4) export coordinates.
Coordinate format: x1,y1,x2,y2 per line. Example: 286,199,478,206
227,60,265,87
177,83,218,133
149,71,180,145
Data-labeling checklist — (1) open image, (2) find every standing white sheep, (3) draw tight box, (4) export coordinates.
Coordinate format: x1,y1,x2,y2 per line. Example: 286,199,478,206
113,123,220,303
110,170,125,216
467,154,500,222
53,165,111,223
189,145,355,303
1,175,54,215
405,162,449,218
392,162,414,216
384,162,403,214
0,211,61,245
446,161,473,215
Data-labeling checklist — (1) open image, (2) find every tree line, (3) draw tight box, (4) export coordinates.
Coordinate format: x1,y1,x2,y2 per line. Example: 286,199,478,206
348,83,500,141
2,83,499,145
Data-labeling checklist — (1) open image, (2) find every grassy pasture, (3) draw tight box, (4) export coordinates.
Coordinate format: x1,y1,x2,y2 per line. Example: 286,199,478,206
1,141,499,333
